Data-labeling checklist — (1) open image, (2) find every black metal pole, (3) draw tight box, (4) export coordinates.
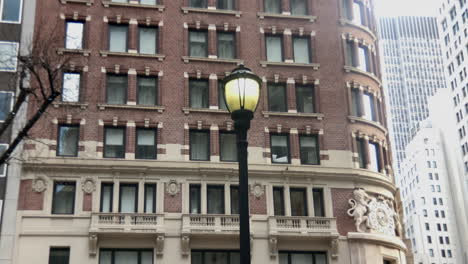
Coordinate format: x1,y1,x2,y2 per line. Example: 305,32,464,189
232,109,253,264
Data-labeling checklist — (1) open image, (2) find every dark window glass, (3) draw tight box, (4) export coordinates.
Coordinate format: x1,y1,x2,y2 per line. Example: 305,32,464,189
264,0,281,13
279,252,327,264
190,130,210,161
356,138,367,168
57,125,79,157
363,93,376,121
100,183,113,213
291,0,307,15
358,46,370,72
109,25,128,52
290,188,307,216
139,27,157,54
191,251,239,264
137,76,158,105
268,83,287,112
266,35,283,62
1,0,22,22
144,184,156,213
218,80,228,110
189,0,207,8
271,134,290,164
189,30,208,57
296,84,314,113
346,40,356,66
65,21,84,49
190,79,209,108
273,187,285,216
52,182,76,214
140,0,157,4
299,135,319,165
207,185,225,214
230,186,239,214
104,127,125,158
313,188,325,217
49,248,70,264
106,75,127,104
217,0,234,10
99,249,153,264
190,184,201,214
293,37,310,63
0,92,13,121
136,128,157,159
217,32,235,59
62,72,80,102
0,145,7,176
119,184,138,213
351,89,361,116
220,132,237,161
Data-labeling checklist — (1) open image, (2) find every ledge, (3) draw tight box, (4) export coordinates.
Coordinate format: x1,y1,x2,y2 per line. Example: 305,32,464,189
100,51,165,61
60,0,93,5
182,56,243,64
53,102,89,110
181,7,241,17
348,116,387,134
102,1,165,11
57,48,91,56
339,19,377,40
262,111,324,120
257,12,317,22
97,104,165,112
260,61,320,69
182,107,229,115
343,66,381,86
347,232,407,251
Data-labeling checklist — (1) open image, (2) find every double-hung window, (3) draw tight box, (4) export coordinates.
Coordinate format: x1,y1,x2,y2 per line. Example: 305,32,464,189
273,187,285,216
136,128,157,159
0,42,18,71
290,188,307,216
99,249,153,264
266,35,283,62
356,138,367,168
0,91,13,121
144,183,157,213
52,182,76,214
106,75,127,104
100,183,113,213
218,80,228,110
296,84,314,113
299,135,319,165
189,79,209,108
368,142,381,172
139,26,157,54
65,21,84,49
192,250,239,264
104,127,126,158
352,1,363,25
312,188,325,216
57,125,79,157
119,184,138,213
217,32,235,59
358,46,370,72
189,184,201,214
230,186,239,214
279,252,327,264
268,83,287,112
217,0,234,10
220,132,237,161
0,0,22,22
190,130,210,161
271,134,290,164
49,247,70,264
190,0,207,8
189,30,208,57
207,185,225,214
137,76,158,105
290,0,307,15
345,40,356,67
62,72,80,102
0,144,7,176
292,36,310,63
264,0,281,13
108,24,128,52
363,93,376,121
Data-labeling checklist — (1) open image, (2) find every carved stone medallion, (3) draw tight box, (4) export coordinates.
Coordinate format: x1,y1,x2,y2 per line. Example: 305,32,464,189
81,177,96,194
367,199,396,236
32,176,48,193
166,180,180,196
251,183,264,198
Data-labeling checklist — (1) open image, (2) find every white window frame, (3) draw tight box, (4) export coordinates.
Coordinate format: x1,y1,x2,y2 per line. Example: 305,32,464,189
0,0,23,24
0,41,18,72
0,143,8,176
0,91,14,122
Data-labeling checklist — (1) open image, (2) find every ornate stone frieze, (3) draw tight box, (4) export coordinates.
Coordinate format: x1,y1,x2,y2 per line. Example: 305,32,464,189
81,176,96,194
32,176,48,193
166,180,180,196
250,183,264,198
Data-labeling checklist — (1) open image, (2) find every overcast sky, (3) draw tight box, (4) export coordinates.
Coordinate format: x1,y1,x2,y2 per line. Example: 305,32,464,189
375,0,443,17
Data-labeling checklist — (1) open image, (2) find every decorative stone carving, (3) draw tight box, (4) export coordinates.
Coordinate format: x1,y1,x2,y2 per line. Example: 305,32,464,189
250,183,264,198
166,180,180,196
155,235,165,256
32,176,48,193
81,177,96,194
330,238,339,259
181,235,190,256
269,236,278,258
367,197,395,236
347,188,372,232
89,234,98,256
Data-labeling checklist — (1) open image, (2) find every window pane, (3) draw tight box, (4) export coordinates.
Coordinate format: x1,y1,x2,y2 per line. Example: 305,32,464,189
290,188,307,216
220,132,237,161
106,75,127,104
293,37,310,63
1,0,21,22
57,126,79,156
273,187,285,216
65,22,84,49
265,0,281,13
271,135,290,163
266,36,282,62
268,83,287,112
49,248,70,264
137,76,157,105
291,253,313,264
205,252,228,264
351,89,360,116
115,251,138,264
296,85,314,113
218,81,228,110
104,128,125,158
352,1,363,24
217,32,235,59
190,0,207,8
357,138,366,168
315,253,327,264
189,31,207,57
369,142,380,172
230,186,239,214
109,25,127,52
62,73,80,102
136,129,156,159
190,80,209,108
190,131,209,160
140,0,156,5
358,47,369,72
279,253,288,264
291,0,307,15
100,183,113,213
363,93,375,121
0,42,18,71
207,185,224,214
0,92,13,120
229,252,239,264
191,252,202,264
313,188,325,217
120,185,137,213
99,250,112,264
145,184,156,213
190,185,201,214
217,0,234,9
52,183,75,214
346,41,355,66
300,135,319,164
141,251,153,264
0,145,7,175
139,27,157,54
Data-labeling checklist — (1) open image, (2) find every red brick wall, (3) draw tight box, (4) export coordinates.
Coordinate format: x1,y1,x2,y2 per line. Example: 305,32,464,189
164,183,182,213
249,185,267,215
331,188,356,235
17,180,43,210
83,193,92,211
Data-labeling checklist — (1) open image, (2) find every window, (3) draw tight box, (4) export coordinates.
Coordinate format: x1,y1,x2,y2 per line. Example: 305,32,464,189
299,135,319,165
119,184,137,213
356,138,367,169
445,237,450,244
189,79,209,108
220,132,237,161
352,1,363,25
191,250,239,264
189,30,208,57
0,0,22,22
448,250,452,258
279,252,327,264
0,144,7,176
190,130,210,161
423,209,427,217
268,83,287,112
437,223,441,231
0,92,13,121
65,21,84,49
439,236,444,244
230,185,238,214
106,75,127,104
189,0,207,8
57,125,79,157
296,84,314,113
266,35,283,62
218,80,228,110
62,72,80,102
136,128,157,159
290,0,307,15
290,188,307,216
52,182,76,214
264,0,281,13
443,223,447,231
358,46,370,72
217,0,234,10
99,249,153,264
189,184,201,214
273,187,285,216
425,223,430,230
345,40,356,67
207,185,225,214
271,134,290,163
138,26,157,54
137,76,158,105
0,42,18,71
363,93,376,121
293,37,310,63
427,236,432,243
441,249,446,258
351,89,361,116
100,183,113,213
429,249,434,257
108,25,128,52
217,32,235,59
140,0,157,4
312,188,325,217
144,183,156,213
104,127,126,158
49,247,70,264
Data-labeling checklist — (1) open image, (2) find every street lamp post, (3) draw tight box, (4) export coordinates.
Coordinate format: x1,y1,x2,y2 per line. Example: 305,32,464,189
222,65,262,264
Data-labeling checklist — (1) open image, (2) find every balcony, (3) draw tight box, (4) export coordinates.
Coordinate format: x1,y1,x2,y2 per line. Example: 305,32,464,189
268,216,338,238
182,214,240,235
89,213,165,234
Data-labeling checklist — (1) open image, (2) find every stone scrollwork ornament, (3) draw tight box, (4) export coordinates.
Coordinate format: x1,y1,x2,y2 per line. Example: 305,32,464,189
251,183,264,198
166,180,180,196
32,176,48,193
347,188,372,232
81,177,96,194
367,197,396,236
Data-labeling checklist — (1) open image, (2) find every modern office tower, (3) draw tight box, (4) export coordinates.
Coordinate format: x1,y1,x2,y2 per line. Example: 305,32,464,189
378,16,447,174
13,0,406,263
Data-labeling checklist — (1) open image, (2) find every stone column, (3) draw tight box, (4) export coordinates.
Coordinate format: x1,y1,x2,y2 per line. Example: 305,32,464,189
363,137,370,169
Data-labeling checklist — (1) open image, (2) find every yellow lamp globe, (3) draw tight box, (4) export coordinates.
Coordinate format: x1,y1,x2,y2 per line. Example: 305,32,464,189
222,65,262,113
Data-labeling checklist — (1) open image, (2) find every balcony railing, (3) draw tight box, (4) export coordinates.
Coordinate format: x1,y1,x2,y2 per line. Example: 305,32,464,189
182,214,240,234
89,213,164,234
268,216,338,236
